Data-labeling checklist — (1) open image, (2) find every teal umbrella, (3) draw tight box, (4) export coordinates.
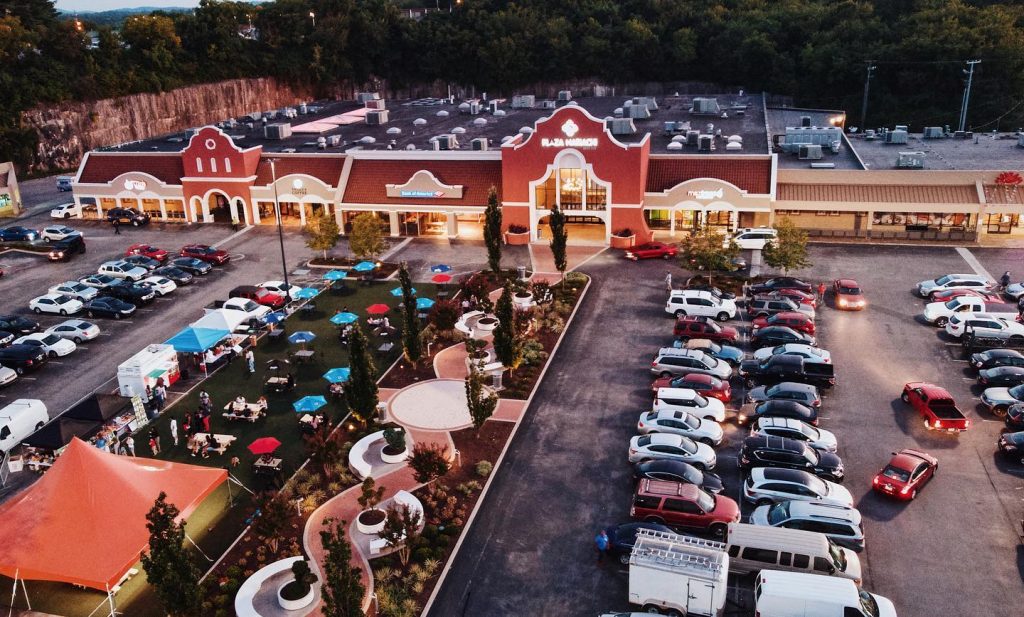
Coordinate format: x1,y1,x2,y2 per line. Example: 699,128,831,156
330,312,359,325
416,297,435,310
353,261,376,272
391,287,415,297
323,270,348,281
288,331,317,344
294,287,319,299
292,395,328,413
322,367,351,383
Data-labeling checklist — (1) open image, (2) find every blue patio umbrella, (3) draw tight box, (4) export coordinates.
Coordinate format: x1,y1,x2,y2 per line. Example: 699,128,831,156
323,269,348,281
294,287,319,299
322,367,351,383
416,297,435,310
264,311,286,325
390,287,416,297
330,312,359,325
288,331,317,344
430,264,452,273
293,395,328,413
353,261,376,272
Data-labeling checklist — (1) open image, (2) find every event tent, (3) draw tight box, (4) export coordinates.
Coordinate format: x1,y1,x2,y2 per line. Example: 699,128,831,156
165,325,229,353
0,438,226,591
191,308,247,333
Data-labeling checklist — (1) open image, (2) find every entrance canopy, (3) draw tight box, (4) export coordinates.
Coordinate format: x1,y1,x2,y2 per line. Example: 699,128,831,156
166,325,229,352
0,438,226,590
192,308,247,333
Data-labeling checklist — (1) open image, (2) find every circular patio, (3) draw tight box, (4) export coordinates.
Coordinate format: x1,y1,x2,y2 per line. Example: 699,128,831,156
388,378,473,431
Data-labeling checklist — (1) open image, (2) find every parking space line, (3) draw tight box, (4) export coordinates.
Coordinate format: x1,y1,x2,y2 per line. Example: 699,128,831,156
19,377,36,381
48,361,64,365
956,247,996,281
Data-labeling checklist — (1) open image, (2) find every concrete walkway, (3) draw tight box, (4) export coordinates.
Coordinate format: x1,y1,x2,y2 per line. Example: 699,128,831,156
528,243,606,277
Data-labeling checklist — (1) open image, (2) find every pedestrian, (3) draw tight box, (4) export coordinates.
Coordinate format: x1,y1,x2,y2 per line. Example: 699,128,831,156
145,384,153,402
245,348,255,375
201,410,211,433
169,417,179,447
153,382,167,413
665,271,673,292
112,218,121,235
182,413,192,437
594,529,610,564
124,435,136,457
148,427,160,455
817,281,827,303
1000,270,1012,291
192,410,203,434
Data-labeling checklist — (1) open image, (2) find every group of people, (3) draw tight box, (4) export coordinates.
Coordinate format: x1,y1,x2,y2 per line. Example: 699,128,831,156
228,394,269,419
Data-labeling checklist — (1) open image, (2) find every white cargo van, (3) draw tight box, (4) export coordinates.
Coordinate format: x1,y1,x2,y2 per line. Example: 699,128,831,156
724,522,861,583
628,529,728,616
0,399,48,453
754,570,898,617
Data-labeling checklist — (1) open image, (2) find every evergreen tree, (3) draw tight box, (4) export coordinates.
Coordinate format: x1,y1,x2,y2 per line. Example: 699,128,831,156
320,518,366,617
548,206,568,285
306,212,340,259
492,283,523,374
465,363,498,432
398,261,422,365
345,324,379,422
762,217,812,274
140,492,202,617
483,186,503,274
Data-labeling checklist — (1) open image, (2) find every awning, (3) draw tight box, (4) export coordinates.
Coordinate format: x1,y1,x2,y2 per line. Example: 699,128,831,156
191,308,247,333
165,326,229,353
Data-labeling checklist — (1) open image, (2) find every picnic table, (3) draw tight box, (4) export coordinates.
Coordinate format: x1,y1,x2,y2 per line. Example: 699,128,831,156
268,329,286,340
253,456,283,474
189,433,236,456
265,376,294,393
294,349,316,363
222,401,266,422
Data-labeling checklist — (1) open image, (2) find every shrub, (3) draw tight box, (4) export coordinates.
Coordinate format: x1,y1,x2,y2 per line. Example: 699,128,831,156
456,481,482,496
475,460,493,478
407,442,450,483
564,271,588,285
428,298,461,332
422,524,439,539
507,223,529,234
613,228,634,237
383,426,406,452
412,547,433,564
520,339,549,366
280,559,317,601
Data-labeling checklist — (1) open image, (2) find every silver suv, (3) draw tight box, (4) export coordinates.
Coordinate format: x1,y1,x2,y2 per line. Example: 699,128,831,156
650,348,733,380
749,500,865,552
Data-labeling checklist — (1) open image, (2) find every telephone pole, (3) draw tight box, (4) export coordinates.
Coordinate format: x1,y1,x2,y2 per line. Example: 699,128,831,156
859,63,876,132
958,59,981,133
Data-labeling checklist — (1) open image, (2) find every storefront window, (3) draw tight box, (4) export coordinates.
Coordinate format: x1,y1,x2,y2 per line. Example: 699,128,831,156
872,212,969,230
164,199,186,221
559,168,583,209
535,166,608,211
644,210,671,230
141,198,162,218
586,176,607,210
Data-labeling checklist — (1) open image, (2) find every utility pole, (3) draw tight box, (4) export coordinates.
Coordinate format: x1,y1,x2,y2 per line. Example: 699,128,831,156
958,59,981,133
859,63,876,133
268,159,290,289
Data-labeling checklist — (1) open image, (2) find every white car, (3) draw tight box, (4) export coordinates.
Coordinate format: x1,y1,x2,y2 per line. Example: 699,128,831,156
260,280,300,301
1005,282,1024,300
0,365,16,387
40,225,80,242
743,467,853,507
29,293,83,316
628,433,717,470
50,203,78,219
725,227,777,250
140,276,177,297
665,290,737,321
916,274,992,298
654,387,727,423
49,281,98,302
749,416,837,452
752,343,831,364
46,319,100,343
945,312,1024,340
14,332,76,357
637,409,724,446
98,260,148,282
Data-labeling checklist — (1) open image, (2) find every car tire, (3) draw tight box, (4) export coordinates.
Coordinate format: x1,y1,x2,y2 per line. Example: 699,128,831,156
699,437,714,446
745,378,757,389
675,310,686,318
43,237,51,243
641,604,662,614
15,367,24,375
63,213,71,219
709,523,727,539
935,317,949,327
48,351,57,358
32,307,41,314
113,313,121,320
643,516,665,525
662,253,671,260
660,371,672,378
59,309,67,316
994,405,1009,418
1011,335,1024,346
619,554,630,566
900,391,910,403
693,462,707,471
756,498,773,507
73,336,82,343
716,312,730,322
132,220,140,227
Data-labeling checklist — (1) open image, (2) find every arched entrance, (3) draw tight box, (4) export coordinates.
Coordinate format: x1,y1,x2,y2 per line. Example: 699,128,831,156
529,149,610,245
203,192,231,222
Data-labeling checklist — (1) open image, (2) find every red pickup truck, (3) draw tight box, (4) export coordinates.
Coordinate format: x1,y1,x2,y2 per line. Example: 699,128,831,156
901,382,971,433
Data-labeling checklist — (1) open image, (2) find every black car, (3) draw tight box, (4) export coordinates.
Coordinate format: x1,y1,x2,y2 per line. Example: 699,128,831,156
122,254,161,271
738,434,844,482
632,459,725,494
684,280,737,300
970,349,1024,373
170,257,213,275
47,234,86,262
1006,404,1024,430
153,265,195,285
101,282,156,306
749,277,814,294
746,382,822,408
740,399,819,426
739,355,835,389
997,431,1024,463
978,366,1024,387
604,522,674,565
0,330,13,346
0,315,40,335
106,207,150,226
751,326,815,349
0,344,48,374
83,297,137,319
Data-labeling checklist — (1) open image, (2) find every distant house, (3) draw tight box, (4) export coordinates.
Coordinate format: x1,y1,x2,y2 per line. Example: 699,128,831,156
0,162,22,218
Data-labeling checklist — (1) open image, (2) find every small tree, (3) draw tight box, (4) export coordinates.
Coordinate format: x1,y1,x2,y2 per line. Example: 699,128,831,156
280,559,318,601
305,426,346,480
253,490,293,553
492,283,524,374
320,518,366,617
398,262,422,365
548,206,568,285
345,324,379,422
357,477,386,512
383,426,406,453
466,363,498,431
378,502,423,566
762,217,812,274
140,492,202,617
679,227,740,285
306,212,340,259
427,298,461,333
407,442,450,483
483,186,503,274
349,212,385,260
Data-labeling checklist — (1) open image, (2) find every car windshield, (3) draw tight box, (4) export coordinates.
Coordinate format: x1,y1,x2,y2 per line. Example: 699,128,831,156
766,384,782,396
881,465,910,482
935,275,952,285
679,437,697,454
682,413,700,428
858,590,880,617
703,355,719,368
799,423,819,439
766,501,791,525
71,283,86,292
693,395,708,408
1010,384,1024,400
694,488,715,512
41,334,60,345
829,541,848,572
944,299,960,309
803,475,827,495
802,447,819,465
839,286,861,295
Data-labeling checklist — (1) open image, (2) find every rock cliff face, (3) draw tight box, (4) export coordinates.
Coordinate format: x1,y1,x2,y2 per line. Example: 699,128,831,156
22,78,312,173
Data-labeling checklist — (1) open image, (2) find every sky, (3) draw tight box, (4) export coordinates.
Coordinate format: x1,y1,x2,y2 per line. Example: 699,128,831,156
55,1,217,12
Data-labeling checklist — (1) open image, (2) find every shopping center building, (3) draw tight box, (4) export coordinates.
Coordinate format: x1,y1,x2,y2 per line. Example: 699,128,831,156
69,92,1024,244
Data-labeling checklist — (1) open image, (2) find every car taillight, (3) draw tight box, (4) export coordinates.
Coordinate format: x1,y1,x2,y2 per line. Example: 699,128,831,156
964,420,970,428
651,361,657,367
26,360,32,366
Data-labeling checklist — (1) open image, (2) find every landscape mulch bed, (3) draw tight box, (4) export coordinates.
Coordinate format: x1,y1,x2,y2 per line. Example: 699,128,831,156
378,353,443,388
499,327,560,400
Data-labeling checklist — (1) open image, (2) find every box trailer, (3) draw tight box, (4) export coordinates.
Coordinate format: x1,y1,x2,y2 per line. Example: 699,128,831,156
628,529,729,616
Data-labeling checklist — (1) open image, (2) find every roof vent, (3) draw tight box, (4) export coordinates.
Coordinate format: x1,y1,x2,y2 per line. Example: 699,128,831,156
436,110,449,118
413,118,428,127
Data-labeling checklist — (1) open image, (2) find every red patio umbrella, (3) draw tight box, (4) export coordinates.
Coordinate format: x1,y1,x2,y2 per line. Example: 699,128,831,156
247,437,282,455
366,303,390,315
431,273,452,284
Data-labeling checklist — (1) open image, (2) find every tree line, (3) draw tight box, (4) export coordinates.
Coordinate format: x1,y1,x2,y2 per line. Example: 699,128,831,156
4,0,1024,168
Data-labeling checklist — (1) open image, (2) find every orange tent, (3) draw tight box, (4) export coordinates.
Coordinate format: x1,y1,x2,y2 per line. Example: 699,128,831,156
0,438,227,591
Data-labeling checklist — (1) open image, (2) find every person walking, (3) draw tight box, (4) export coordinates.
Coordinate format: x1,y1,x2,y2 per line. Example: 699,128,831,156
245,348,256,376
112,218,121,235
124,435,136,457
169,417,179,447
153,382,167,413
201,409,211,433
817,281,827,304
665,271,673,292
594,529,610,564
148,427,160,455
1000,270,1012,292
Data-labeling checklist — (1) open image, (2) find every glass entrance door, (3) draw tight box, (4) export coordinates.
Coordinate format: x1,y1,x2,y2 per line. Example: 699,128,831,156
986,213,1018,234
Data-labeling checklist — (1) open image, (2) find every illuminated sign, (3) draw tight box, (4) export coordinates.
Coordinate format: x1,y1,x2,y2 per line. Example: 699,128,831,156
123,179,147,191
541,137,599,148
562,119,579,137
687,188,724,200
400,190,445,198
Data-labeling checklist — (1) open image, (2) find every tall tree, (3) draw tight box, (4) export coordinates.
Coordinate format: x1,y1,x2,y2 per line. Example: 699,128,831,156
349,212,385,261
492,283,523,374
320,518,366,617
483,186,503,274
465,363,498,431
762,217,812,274
306,212,340,260
398,261,422,365
679,228,740,286
345,324,379,423
140,492,202,617
305,426,346,480
548,206,568,285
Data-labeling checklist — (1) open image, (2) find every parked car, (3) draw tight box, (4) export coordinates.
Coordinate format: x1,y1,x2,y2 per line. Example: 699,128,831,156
47,234,86,261
0,226,39,242
675,338,743,366
14,332,75,358
260,280,301,301
79,274,123,290
179,244,229,265
40,225,80,242
748,296,815,320
45,319,100,343
970,348,1024,372
125,244,168,262
29,293,83,316
83,297,136,319
230,285,287,309
923,296,1018,327
930,288,1001,303
916,274,992,298
630,479,739,537
624,242,677,261
0,344,48,374
152,265,195,285
743,467,853,507
726,227,777,251
603,521,674,564
106,207,150,226
749,501,865,552
903,382,971,431
832,279,866,311
673,315,739,344
745,382,822,408
980,383,1024,418
752,343,831,365
101,282,156,306
122,254,162,271
0,365,16,388
637,409,724,446
98,260,149,282
169,257,213,275
0,331,14,346
996,431,1024,464
751,326,816,349
752,311,816,335
650,373,732,404
738,400,819,427
628,433,717,470
0,315,40,335
739,435,844,482
750,416,837,452
749,277,814,295
665,290,737,321
739,355,835,389
139,276,177,297
946,312,1024,341
684,280,736,300
632,459,725,494
651,348,732,380
871,449,937,501
1006,404,1024,430
48,282,98,303
769,288,817,308
654,387,727,423
49,202,78,219
978,366,1024,388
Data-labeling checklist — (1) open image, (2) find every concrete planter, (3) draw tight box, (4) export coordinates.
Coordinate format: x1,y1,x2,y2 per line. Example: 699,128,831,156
356,508,388,534
380,445,409,464
476,316,499,333
610,234,636,249
513,291,534,310
505,231,531,245
277,581,315,610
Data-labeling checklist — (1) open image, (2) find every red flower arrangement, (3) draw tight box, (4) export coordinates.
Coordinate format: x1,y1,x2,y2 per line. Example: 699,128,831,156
995,171,1023,185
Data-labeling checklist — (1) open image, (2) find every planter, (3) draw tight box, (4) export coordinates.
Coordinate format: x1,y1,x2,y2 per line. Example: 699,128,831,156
277,581,315,610
610,234,636,249
513,291,534,310
380,444,409,464
475,317,499,333
356,508,387,534
504,230,531,245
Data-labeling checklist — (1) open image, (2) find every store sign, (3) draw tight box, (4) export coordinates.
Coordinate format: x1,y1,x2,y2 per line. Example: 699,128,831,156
123,179,147,191
386,170,464,199
687,188,724,201
400,190,445,198
540,118,599,148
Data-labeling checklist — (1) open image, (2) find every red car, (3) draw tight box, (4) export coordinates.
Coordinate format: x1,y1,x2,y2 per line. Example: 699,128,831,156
929,288,1001,303
650,373,732,403
180,244,230,265
833,278,866,311
673,316,739,344
769,288,817,308
625,242,677,261
751,311,816,335
872,448,938,500
125,243,168,262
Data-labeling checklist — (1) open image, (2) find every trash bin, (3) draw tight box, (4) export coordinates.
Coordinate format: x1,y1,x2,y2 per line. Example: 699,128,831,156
517,266,527,280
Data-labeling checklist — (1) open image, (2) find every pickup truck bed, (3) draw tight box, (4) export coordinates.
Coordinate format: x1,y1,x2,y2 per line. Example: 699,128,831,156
902,382,970,433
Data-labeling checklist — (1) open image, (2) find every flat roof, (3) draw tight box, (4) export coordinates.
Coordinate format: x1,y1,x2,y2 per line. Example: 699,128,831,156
765,107,863,171
847,131,1024,171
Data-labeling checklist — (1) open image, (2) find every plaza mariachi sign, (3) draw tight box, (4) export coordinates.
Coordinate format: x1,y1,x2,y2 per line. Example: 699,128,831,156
540,119,599,149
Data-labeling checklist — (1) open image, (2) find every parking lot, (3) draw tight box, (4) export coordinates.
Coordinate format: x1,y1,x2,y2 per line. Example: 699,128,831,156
427,244,1024,617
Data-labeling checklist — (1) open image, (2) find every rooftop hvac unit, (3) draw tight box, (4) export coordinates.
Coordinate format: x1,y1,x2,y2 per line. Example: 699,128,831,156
366,110,390,126
468,101,481,115
327,135,342,147
725,141,743,151
511,95,535,109
357,92,381,103
246,112,262,122
283,108,298,119
614,108,624,118
557,90,572,102
458,102,471,113
782,126,842,154
366,99,386,110
264,123,292,140
628,104,650,119
895,125,908,132
686,130,700,146
298,103,308,115
605,118,637,135
922,126,944,139
798,144,823,160
634,96,659,112
224,118,237,129
810,162,836,168
434,134,458,150
885,129,909,144
897,151,926,168
690,97,721,115
539,100,556,109
698,135,714,152
667,141,683,151
471,137,489,151
317,136,327,149
864,129,877,140
800,116,812,127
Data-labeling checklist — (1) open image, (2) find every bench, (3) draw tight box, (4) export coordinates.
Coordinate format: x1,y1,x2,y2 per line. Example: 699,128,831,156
222,410,264,423
190,432,236,455
348,430,382,480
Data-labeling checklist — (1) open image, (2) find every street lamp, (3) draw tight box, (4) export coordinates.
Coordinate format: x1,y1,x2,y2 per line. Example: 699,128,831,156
268,159,290,289
309,11,315,27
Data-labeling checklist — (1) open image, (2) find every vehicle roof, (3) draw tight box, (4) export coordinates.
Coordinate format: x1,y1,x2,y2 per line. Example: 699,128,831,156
757,326,803,335
232,285,260,293
752,295,797,303
640,479,700,499
767,382,818,393
987,366,1024,374
734,227,777,234
768,311,809,320
757,399,814,413
754,416,812,430
888,449,933,470
783,501,862,524
835,279,860,287
752,467,817,484
645,433,688,446
756,570,858,600
657,387,700,399
673,373,717,385
905,382,951,398
764,355,804,366
726,522,831,552
654,408,697,421
635,458,697,474
657,348,708,360
1005,431,1024,445
742,434,805,453
984,349,1024,358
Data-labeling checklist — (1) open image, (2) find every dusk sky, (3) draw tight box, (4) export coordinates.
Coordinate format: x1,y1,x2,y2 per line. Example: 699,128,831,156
54,0,221,12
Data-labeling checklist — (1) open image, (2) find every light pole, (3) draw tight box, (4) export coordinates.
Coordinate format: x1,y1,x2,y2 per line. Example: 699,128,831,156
309,11,315,28
859,63,875,133
269,159,290,289
958,59,981,133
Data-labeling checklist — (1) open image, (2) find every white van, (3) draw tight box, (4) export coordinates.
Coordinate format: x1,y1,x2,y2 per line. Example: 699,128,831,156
724,522,862,583
726,227,777,250
754,570,898,617
0,399,48,453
